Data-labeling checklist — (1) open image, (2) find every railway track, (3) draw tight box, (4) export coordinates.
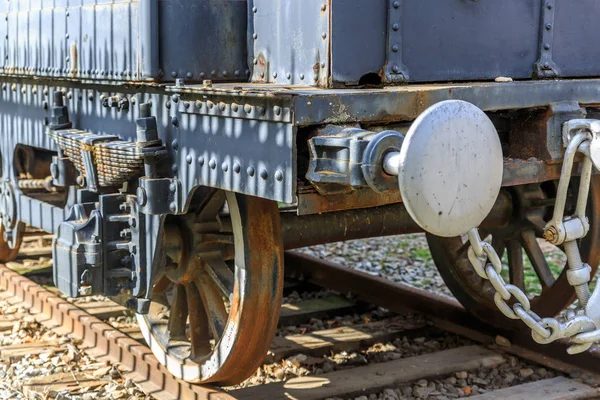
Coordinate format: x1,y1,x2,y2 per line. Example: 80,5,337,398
0,236,598,400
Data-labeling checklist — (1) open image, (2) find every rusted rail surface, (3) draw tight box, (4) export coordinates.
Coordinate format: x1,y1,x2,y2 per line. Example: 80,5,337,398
284,251,600,380
0,265,232,400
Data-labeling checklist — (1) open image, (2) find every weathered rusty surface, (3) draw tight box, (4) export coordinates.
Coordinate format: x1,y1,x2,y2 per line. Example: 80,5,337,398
0,265,233,400
283,191,512,249
297,187,402,215
298,158,563,215
508,102,586,161
138,192,283,385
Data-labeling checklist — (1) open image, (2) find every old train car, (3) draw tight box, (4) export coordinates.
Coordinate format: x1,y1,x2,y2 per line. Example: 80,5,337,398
0,0,599,384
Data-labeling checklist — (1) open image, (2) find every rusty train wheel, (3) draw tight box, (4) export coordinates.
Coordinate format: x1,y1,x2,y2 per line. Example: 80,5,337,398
0,224,21,262
427,178,600,327
137,190,283,385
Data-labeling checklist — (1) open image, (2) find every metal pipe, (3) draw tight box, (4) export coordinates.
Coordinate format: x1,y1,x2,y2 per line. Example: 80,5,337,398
282,190,513,249
139,0,159,80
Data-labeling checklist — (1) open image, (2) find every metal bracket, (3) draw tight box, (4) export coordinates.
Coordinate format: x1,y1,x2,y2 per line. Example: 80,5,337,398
137,177,182,215
534,1,558,78
383,0,409,83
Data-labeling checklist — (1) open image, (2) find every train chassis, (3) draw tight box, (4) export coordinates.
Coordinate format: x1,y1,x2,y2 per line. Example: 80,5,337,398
2,77,600,383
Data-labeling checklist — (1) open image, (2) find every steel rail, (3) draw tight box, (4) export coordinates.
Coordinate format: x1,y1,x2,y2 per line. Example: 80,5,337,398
0,265,233,400
284,251,600,380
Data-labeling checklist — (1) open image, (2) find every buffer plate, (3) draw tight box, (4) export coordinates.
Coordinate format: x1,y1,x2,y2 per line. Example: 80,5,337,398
398,100,503,237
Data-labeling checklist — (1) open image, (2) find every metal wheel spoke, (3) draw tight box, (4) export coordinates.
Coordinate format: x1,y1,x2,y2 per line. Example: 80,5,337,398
506,240,525,291
185,283,212,357
196,190,226,223
168,284,189,341
203,255,235,297
520,229,555,289
196,274,228,339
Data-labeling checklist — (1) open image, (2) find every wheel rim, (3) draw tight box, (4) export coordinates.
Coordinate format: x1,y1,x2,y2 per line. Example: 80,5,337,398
0,223,22,262
137,190,283,384
427,178,600,326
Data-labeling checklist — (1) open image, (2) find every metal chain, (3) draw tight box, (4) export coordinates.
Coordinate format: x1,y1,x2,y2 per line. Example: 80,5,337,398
466,128,600,354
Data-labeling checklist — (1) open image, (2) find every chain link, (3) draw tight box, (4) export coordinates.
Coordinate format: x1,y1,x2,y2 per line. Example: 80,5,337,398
465,128,600,354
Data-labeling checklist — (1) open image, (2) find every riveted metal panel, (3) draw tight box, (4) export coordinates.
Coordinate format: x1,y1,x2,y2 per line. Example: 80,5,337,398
330,0,386,85
400,0,539,82
250,0,329,86
0,1,140,80
158,0,248,82
552,0,600,78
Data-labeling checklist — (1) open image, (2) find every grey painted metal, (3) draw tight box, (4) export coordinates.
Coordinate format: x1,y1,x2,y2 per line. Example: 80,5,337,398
290,79,600,126
396,100,503,237
139,0,159,80
329,0,387,85
250,0,328,86
534,0,557,78
0,0,248,83
383,0,408,83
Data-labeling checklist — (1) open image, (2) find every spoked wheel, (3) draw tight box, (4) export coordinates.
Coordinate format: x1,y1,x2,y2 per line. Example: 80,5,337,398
427,178,600,327
0,224,22,262
137,190,283,385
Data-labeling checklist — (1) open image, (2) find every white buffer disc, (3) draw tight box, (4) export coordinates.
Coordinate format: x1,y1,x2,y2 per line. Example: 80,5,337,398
398,100,503,237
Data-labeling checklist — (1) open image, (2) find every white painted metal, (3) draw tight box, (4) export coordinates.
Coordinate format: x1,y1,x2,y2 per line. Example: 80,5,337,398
397,100,503,237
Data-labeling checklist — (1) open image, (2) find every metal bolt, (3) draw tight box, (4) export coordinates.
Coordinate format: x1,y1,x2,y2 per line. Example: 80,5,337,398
546,2,552,9
244,104,252,113
300,73,304,80
171,94,179,103
286,72,291,79
252,6,257,13
392,23,399,31
392,44,399,52
88,93,94,101
166,101,171,109
171,139,179,150
172,165,178,174
260,72,265,78
184,101,190,109
393,1,400,8
219,102,226,111
136,187,147,206
253,58,258,65
76,175,85,186
321,3,327,11
233,163,241,173
196,100,204,109
222,162,228,172
546,23,552,30
544,227,557,242
392,65,400,73
253,33,258,40
247,166,255,177
275,170,284,182
171,71,177,78
198,156,205,166
129,217,137,228
207,101,214,109
171,116,179,127
222,70,228,77
186,154,193,164
232,103,239,112
274,105,281,116
169,202,177,213
321,32,327,40
273,72,278,78
186,72,193,79
544,43,551,50
260,169,268,180
169,182,177,192
209,159,216,169
258,106,266,116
